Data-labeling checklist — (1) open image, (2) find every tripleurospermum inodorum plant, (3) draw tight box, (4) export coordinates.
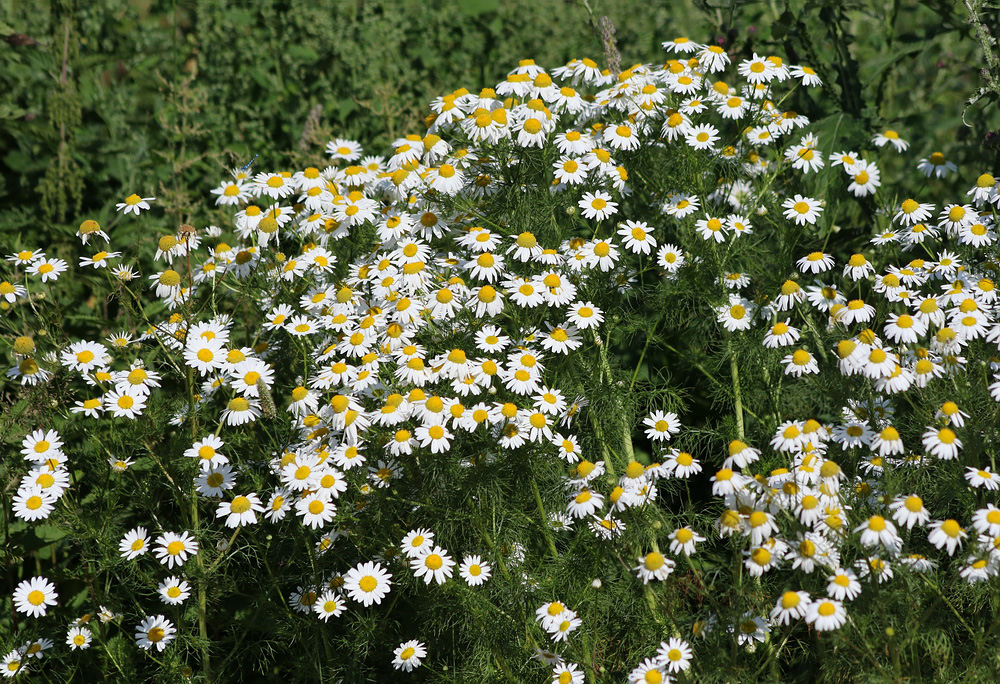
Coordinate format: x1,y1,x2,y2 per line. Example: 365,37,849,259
6,32,1000,683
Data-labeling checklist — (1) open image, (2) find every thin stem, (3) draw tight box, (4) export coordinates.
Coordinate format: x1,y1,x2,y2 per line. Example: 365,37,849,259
729,340,745,439
530,477,560,559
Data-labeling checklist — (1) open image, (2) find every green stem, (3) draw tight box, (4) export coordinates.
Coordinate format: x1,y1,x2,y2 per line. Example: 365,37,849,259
192,485,210,680
729,341,745,439
530,478,559,559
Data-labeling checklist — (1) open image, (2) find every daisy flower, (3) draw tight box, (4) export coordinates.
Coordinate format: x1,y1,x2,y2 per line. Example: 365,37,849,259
119,527,150,560
216,493,265,528
313,591,347,621
344,561,393,607
116,194,155,215
13,577,58,618
392,640,427,672
459,555,492,586
153,531,199,569
643,410,680,442
805,598,847,631
888,495,930,529
928,519,967,555
634,551,675,583
782,194,823,225
135,615,176,652
770,590,811,625
26,257,68,283
966,467,999,489
578,191,618,221
917,151,957,178
66,626,92,650
157,577,191,606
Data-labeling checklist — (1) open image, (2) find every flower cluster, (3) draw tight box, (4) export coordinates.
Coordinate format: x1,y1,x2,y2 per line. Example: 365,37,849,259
5,31,1000,681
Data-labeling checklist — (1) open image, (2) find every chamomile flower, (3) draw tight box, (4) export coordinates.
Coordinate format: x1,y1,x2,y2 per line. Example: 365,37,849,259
917,151,957,178
685,123,720,150
216,493,265,527
392,640,427,672
116,194,155,215
344,561,392,607
119,527,150,560
928,519,967,555
314,591,347,621
717,295,754,331
805,598,847,631
782,349,819,376
12,487,55,521
634,551,675,583
770,590,811,625
567,301,604,329
578,191,618,221
894,198,934,226
888,495,930,529
26,257,68,282
763,320,800,348
153,531,199,569
922,426,962,460
296,493,337,529
13,577,57,618
628,658,668,684
158,577,191,606
669,527,705,555
135,615,176,652
644,410,680,442
459,555,492,586
966,467,1000,490
782,194,823,225
797,251,835,274
551,663,585,683
873,129,909,151
66,626,92,651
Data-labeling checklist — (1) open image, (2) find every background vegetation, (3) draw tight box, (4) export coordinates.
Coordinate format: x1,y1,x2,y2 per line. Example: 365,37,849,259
0,0,997,247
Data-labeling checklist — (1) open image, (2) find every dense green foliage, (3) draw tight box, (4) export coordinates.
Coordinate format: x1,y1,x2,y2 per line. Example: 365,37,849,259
0,0,997,245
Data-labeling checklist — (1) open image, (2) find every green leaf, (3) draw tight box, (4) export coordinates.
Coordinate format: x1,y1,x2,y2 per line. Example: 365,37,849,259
862,42,927,86
459,0,499,17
